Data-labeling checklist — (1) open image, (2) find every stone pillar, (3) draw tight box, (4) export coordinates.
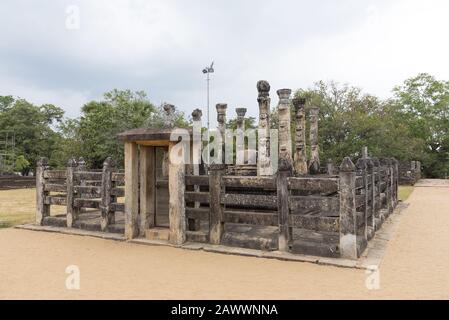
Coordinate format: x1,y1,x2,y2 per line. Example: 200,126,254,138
309,107,320,174
216,104,227,165
162,104,175,177
191,108,203,172
235,108,247,165
372,157,381,230
257,80,272,176
339,157,358,259
380,158,392,219
277,159,292,252
101,157,116,231
326,159,335,175
168,140,186,245
392,158,399,206
292,97,308,175
66,158,77,228
139,146,155,236
277,89,293,170
36,157,49,225
366,158,375,239
124,142,139,239
163,103,176,128
209,164,226,244
356,158,369,244
362,147,369,159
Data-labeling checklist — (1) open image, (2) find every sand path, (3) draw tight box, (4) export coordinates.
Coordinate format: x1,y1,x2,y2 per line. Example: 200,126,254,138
1,180,448,299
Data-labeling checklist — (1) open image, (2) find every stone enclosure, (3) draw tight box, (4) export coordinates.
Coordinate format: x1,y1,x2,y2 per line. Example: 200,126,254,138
35,80,403,260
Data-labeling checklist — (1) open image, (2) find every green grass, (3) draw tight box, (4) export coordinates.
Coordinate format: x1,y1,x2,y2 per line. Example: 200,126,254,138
0,188,67,228
398,186,414,202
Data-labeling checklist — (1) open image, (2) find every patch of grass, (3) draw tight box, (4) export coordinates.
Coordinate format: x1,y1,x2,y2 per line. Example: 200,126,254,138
0,188,66,228
399,186,414,202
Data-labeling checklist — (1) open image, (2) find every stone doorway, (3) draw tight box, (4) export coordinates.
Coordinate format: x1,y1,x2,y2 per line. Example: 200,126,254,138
155,147,169,228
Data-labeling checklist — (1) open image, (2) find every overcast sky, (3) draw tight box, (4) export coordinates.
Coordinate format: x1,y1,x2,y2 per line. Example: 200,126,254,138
1,0,448,125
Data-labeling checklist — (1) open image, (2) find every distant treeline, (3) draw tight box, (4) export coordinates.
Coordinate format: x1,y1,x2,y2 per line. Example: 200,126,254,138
1,73,448,178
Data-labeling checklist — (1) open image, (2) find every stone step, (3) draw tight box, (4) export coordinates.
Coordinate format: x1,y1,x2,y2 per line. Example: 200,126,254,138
186,231,209,243
221,223,278,251
290,239,340,258
145,228,170,241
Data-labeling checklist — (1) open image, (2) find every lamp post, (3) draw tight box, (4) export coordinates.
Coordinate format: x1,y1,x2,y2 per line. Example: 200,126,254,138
202,61,214,165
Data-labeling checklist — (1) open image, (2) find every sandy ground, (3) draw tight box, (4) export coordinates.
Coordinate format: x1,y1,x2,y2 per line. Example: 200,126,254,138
1,180,448,299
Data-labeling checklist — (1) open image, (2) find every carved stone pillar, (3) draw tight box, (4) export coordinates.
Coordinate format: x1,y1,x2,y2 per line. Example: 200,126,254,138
191,109,203,174
277,89,293,169
216,104,227,165
163,103,176,128
257,80,272,176
309,107,320,174
292,97,308,175
162,103,176,177
235,108,247,165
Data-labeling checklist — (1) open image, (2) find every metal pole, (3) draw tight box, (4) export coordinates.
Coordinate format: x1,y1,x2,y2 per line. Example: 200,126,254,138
207,72,210,166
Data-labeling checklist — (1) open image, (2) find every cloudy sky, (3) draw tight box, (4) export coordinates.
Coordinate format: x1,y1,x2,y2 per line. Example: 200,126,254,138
1,0,448,124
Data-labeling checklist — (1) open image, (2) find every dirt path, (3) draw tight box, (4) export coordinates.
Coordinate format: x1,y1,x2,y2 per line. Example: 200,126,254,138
1,180,448,299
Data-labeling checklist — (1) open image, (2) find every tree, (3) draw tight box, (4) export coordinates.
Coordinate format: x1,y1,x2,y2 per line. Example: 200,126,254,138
280,81,424,166
60,89,190,168
14,155,30,176
0,97,64,171
392,73,449,178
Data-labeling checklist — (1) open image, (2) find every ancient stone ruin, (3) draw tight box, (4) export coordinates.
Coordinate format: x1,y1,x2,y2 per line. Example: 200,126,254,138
35,80,401,260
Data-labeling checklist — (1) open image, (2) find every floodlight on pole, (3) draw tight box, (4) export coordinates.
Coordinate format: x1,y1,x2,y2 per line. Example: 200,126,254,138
203,61,214,166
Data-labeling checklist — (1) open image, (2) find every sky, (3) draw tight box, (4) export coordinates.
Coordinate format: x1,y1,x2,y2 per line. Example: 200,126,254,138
1,0,449,125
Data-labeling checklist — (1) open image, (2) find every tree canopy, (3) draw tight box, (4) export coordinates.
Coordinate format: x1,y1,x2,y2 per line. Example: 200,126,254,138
1,73,448,177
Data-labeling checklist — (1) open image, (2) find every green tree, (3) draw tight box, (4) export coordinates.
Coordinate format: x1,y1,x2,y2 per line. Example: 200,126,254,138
61,89,190,168
0,97,64,171
14,155,30,175
392,73,449,178
284,81,424,166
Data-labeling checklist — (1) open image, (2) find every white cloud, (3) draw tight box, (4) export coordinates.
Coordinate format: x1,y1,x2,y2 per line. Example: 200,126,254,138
0,0,448,125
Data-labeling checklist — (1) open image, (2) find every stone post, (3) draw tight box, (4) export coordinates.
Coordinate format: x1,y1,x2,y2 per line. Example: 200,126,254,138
339,157,358,259
372,157,381,230
277,159,292,252
366,158,375,239
235,108,247,165
191,109,203,231
124,142,139,239
292,97,308,176
392,158,399,206
277,89,293,170
36,157,49,225
100,157,115,231
209,164,226,245
66,158,77,228
168,140,186,245
309,107,320,174
326,159,335,175
139,146,156,235
356,158,369,243
215,104,227,165
257,80,272,176
380,158,392,219
163,103,176,128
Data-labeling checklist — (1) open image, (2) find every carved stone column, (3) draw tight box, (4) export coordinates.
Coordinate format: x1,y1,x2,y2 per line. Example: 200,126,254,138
216,104,227,165
257,80,272,176
277,89,293,169
191,109,203,174
235,108,247,165
162,103,176,177
292,97,308,175
163,103,176,128
309,107,320,174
